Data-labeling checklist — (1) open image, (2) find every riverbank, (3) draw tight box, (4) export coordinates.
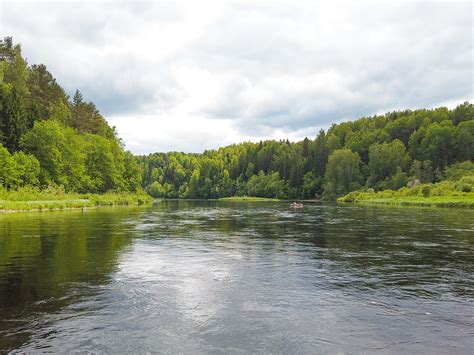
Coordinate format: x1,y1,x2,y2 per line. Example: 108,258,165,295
338,183,474,208
0,189,153,212
218,196,280,202
339,195,474,208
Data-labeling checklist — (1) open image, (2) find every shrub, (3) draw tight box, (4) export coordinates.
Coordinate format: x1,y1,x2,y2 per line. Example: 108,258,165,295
455,176,474,192
445,161,474,180
421,185,431,197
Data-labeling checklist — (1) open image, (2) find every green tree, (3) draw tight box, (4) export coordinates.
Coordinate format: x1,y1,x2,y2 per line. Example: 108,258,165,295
264,172,287,198
82,136,117,192
0,143,19,188
21,120,85,190
301,171,323,199
455,120,474,161
13,150,40,187
123,152,142,192
311,129,329,177
27,64,70,121
324,149,362,198
70,90,115,139
450,102,474,125
148,181,164,198
368,139,409,187
245,162,255,179
188,169,201,198
388,167,408,190
420,121,456,170
0,84,30,151
0,37,29,98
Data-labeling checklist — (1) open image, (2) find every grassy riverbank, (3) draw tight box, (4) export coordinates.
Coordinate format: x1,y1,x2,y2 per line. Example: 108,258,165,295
0,187,153,212
338,180,474,208
218,196,280,202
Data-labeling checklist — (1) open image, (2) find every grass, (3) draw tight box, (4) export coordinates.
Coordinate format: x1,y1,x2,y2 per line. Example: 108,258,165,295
0,187,153,212
218,196,280,202
338,178,474,208
339,195,474,208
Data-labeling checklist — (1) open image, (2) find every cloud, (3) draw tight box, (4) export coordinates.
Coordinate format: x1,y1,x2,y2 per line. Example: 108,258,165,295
1,1,472,153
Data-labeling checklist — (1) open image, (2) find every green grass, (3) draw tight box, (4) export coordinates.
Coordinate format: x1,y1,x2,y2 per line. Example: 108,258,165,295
339,195,474,208
218,196,280,202
0,187,153,212
338,178,474,208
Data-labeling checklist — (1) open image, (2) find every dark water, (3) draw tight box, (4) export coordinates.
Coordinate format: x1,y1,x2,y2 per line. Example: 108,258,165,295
0,201,473,354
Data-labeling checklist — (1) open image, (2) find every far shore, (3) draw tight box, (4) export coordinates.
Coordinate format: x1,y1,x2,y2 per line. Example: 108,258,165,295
4,194,473,214
338,195,474,208
217,196,281,202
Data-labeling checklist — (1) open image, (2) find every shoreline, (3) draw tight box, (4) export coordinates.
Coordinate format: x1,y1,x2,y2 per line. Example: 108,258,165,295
0,204,99,214
217,196,281,202
337,196,474,208
0,203,151,214
0,194,153,214
4,195,473,213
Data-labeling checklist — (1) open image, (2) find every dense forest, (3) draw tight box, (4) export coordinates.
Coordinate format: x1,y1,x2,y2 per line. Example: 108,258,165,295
1,37,473,202
139,103,473,200
0,37,141,194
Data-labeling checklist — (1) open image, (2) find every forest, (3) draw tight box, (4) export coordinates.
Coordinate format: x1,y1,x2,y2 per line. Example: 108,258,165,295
0,37,141,196
139,104,473,201
1,37,473,204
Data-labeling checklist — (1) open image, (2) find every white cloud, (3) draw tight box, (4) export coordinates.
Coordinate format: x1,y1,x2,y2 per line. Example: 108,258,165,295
2,1,472,153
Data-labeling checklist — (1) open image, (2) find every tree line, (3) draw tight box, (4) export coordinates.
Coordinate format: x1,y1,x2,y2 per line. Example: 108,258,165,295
1,37,472,199
140,103,473,199
0,37,141,193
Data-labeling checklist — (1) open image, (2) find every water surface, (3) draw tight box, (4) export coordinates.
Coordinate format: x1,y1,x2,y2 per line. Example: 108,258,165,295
0,201,473,353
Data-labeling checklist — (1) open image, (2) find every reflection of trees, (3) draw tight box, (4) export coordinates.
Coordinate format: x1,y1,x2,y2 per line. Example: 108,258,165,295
1,202,472,351
0,208,137,352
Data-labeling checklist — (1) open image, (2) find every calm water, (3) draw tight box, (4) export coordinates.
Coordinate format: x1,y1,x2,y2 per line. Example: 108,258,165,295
0,201,473,354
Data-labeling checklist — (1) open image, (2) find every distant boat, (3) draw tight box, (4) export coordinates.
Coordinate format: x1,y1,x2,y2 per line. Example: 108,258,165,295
290,202,304,208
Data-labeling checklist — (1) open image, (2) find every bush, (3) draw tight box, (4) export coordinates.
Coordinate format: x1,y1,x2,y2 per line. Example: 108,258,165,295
455,176,474,192
445,161,474,180
421,185,431,197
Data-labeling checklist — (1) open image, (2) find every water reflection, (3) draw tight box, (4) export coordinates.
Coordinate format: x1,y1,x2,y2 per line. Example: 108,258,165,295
0,202,473,353
0,208,140,352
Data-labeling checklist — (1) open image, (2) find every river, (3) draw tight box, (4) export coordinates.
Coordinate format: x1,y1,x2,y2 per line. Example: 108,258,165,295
0,201,473,353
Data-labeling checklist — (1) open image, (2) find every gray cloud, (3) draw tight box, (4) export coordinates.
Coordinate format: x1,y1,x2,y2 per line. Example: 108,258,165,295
1,1,472,152
191,2,472,132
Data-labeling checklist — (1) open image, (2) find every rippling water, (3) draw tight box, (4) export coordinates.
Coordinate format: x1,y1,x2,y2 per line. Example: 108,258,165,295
0,201,473,353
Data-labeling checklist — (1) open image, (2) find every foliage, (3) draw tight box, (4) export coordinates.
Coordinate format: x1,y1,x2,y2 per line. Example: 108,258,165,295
444,161,474,181
338,175,474,208
0,37,143,200
139,98,472,201
323,149,361,198
0,187,152,211
367,139,409,187
1,37,473,205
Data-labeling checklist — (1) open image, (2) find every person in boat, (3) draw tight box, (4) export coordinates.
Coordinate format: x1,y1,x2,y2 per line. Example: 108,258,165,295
290,202,304,208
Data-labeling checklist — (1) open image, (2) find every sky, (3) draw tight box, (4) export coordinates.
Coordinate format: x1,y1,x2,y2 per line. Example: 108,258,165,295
1,0,472,154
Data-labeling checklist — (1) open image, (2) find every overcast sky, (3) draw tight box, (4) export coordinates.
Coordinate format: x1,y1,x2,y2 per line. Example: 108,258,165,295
1,1,472,154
